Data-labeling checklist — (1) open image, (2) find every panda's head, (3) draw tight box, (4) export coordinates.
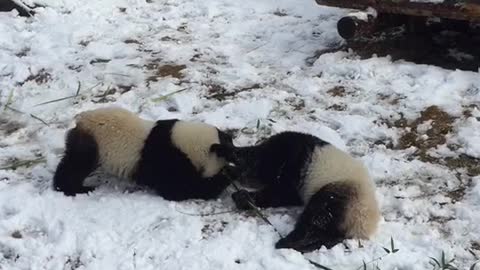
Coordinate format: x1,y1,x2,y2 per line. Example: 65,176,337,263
167,120,234,178
209,143,267,188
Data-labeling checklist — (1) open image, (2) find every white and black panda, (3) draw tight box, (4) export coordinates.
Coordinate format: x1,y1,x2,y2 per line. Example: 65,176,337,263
53,106,234,201
211,131,380,252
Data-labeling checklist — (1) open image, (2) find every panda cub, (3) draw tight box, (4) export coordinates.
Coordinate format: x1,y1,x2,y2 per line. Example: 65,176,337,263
211,131,380,252
53,107,233,201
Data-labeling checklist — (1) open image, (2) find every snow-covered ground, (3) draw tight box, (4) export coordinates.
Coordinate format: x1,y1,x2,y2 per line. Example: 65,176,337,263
1,0,480,269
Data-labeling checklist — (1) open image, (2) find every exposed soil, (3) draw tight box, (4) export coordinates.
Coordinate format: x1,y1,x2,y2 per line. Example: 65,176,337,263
327,104,347,111
146,63,187,84
17,69,52,86
327,86,346,97
396,106,454,150
0,118,24,136
346,22,480,71
201,220,229,239
207,83,262,101
310,21,480,71
383,106,480,178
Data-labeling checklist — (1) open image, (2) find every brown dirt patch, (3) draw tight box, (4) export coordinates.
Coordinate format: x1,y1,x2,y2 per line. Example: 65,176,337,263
0,118,24,136
327,104,347,111
117,84,133,94
207,83,262,101
144,59,162,71
205,83,226,96
387,106,480,181
89,58,111,65
67,65,83,72
79,40,90,47
327,86,346,97
285,96,305,111
201,221,228,239
462,104,479,118
396,106,454,150
273,10,288,17
18,69,52,86
471,242,480,251
92,87,117,104
15,48,29,58
10,231,22,239
443,176,473,203
177,23,188,33
146,64,187,83
190,53,202,62
377,93,406,105
445,156,480,176
124,39,141,44
160,36,179,42
91,85,132,103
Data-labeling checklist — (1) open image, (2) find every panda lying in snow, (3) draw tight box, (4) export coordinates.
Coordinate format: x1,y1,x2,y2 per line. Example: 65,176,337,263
53,107,233,201
211,131,381,252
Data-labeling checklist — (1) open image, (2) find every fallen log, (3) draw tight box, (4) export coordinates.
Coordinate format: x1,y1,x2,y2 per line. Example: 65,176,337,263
316,0,480,22
0,0,34,17
337,15,377,40
337,12,408,39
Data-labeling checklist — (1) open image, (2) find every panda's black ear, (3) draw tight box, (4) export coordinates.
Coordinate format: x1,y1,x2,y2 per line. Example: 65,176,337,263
217,129,234,146
210,143,226,156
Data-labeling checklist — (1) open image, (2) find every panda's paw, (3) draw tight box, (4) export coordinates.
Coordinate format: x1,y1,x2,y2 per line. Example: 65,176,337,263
79,186,95,194
232,190,254,210
72,186,95,195
59,186,94,196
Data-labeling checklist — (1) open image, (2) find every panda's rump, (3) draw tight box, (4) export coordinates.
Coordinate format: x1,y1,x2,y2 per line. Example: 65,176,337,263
301,145,365,201
340,181,380,239
75,107,155,179
300,144,380,239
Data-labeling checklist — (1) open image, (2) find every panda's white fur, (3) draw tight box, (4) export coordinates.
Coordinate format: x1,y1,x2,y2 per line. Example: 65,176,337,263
302,144,380,239
74,107,155,179
53,106,232,200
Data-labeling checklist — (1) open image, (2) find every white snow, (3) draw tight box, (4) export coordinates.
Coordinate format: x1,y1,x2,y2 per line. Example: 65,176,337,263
1,0,480,269
456,117,480,158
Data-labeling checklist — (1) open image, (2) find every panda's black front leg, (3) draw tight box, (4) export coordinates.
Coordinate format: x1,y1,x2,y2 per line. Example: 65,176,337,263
188,172,232,200
53,128,98,196
275,183,351,252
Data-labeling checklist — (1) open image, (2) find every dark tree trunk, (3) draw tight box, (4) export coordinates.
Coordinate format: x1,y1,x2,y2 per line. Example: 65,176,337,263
316,0,480,22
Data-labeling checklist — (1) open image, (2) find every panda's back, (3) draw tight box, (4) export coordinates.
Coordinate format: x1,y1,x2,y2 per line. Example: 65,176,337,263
75,107,155,179
301,145,366,200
